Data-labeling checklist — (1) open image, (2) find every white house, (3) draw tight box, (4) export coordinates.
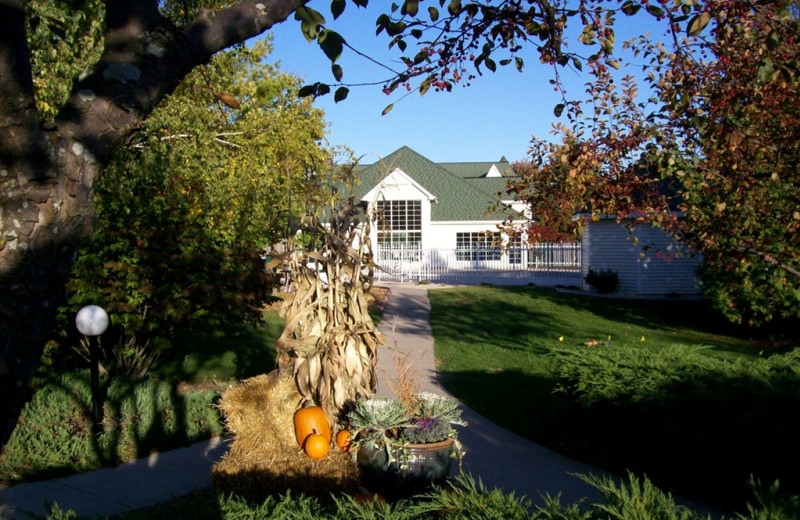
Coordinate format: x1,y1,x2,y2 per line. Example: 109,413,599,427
350,146,581,286
350,146,702,297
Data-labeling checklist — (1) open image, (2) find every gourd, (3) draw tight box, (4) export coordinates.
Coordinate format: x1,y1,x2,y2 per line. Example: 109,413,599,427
293,405,331,447
335,429,352,451
303,432,330,459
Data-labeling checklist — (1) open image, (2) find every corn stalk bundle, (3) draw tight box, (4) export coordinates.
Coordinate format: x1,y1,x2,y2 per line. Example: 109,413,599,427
268,197,386,422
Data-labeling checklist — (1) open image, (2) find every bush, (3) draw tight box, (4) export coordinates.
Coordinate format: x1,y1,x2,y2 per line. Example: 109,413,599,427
551,346,800,510
55,158,268,379
40,472,800,519
584,268,619,294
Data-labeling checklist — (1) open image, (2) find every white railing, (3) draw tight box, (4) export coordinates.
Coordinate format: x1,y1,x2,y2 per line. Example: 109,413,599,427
374,243,582,286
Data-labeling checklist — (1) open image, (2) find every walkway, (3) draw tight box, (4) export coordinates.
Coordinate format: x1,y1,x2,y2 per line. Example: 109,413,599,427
0,282,724,519
375,283,609,507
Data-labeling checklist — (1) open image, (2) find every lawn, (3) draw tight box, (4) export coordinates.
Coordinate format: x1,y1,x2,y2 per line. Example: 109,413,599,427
0,309,285,486
428,285,800,512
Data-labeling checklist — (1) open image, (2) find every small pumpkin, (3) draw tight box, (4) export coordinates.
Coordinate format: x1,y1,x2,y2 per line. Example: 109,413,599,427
293,405,331,447
335,429,352,451
303,432,330,459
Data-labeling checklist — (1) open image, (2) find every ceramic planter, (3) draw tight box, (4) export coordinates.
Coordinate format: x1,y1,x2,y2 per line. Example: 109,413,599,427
357,437,456,496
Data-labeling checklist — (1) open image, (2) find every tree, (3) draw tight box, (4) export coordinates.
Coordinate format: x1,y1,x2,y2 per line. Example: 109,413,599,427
0,0,333,449
498,1,799,326
58,39,340,378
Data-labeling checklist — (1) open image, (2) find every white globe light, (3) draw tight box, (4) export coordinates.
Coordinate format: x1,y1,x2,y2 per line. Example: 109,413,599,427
75,305,109,336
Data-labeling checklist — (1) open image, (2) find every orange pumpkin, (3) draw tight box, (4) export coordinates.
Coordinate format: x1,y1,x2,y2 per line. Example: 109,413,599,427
293,405,331,447
303,432,330,459
335,429,352,451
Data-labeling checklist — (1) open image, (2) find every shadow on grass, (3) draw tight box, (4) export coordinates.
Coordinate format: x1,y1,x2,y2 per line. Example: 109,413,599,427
154,314,282,382
0,371,224,486
439,362,800,514
0,313,285,487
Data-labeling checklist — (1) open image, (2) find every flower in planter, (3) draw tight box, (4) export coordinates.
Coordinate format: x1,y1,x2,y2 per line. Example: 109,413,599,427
343,391,466,465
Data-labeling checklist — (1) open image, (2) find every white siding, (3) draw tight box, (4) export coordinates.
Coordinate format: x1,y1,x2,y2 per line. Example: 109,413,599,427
582,220,702,296
583,220,640,295
362,169,433,248
636,226,702,295
427,221,506,249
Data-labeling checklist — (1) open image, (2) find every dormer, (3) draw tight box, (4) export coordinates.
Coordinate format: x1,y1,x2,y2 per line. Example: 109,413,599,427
484,164,502,178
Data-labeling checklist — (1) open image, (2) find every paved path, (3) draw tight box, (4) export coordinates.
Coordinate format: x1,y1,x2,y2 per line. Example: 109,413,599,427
375,284,610,507
0,438,228,519
0,282,724,519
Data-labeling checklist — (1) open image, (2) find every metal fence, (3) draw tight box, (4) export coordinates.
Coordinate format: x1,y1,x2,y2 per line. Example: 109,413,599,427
374,243,582,286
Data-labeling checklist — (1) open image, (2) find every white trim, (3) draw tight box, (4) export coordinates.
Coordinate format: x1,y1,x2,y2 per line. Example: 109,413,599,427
485,164,502,177
361,168,437,204
431,220,506,226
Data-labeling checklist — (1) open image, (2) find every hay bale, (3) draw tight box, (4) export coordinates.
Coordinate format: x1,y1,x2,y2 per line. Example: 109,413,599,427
214,370,360,500
213,448,360,501
217,370,301,454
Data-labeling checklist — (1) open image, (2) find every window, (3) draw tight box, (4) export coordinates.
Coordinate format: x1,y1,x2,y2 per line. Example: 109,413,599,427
456,232,502,261
376,200,421,245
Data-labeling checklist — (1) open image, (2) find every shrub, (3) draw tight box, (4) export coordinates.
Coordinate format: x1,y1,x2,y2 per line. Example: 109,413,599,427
551,346,800,510
584,267,619,294
38,472,800,519
55,160,268,379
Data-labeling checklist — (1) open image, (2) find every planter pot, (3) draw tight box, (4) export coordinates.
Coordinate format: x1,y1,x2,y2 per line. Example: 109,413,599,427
357,438,456,497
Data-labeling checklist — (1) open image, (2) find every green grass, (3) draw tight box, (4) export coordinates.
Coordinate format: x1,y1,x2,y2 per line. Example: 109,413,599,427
153,309,284,382
0,310,285,486
429,285,800,511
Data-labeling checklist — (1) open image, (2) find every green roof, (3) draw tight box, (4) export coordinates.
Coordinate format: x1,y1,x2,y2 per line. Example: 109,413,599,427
350,146,520,222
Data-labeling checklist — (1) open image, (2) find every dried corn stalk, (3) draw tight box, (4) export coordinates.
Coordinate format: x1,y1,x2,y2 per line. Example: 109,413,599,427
268,197,386,423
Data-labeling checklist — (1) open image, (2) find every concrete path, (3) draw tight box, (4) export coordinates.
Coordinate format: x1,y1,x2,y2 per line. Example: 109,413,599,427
375,283,610,507
0,282,724,518
0,437,227,519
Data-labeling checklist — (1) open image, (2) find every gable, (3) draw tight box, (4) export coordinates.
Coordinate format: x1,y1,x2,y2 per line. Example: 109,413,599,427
362,168,437,204
351,146,520,222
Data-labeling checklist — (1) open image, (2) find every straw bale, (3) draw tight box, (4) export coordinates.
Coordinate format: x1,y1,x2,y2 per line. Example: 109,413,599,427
214,370,360,500
213,448,360,501
217,370,301,453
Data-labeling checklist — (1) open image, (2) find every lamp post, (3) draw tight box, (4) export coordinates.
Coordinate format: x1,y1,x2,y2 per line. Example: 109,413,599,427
76,305,109,432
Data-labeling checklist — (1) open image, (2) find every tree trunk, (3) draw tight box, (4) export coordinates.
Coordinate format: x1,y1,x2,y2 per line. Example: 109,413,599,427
0,0,304,448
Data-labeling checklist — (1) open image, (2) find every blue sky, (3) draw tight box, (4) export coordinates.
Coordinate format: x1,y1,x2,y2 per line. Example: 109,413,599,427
265,3,663,164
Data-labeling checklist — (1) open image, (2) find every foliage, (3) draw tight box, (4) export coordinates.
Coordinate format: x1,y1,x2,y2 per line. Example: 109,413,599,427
408,474,536,520
578,471,712,520
53,39,346,377
0,372,223,486
429,285,798,510
58,156,267,377
583,267,619,294
43,471,800,519
553,345,800,407
344,391,466,463
736,477,800,520
485,0,799,327
26,0,105,118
